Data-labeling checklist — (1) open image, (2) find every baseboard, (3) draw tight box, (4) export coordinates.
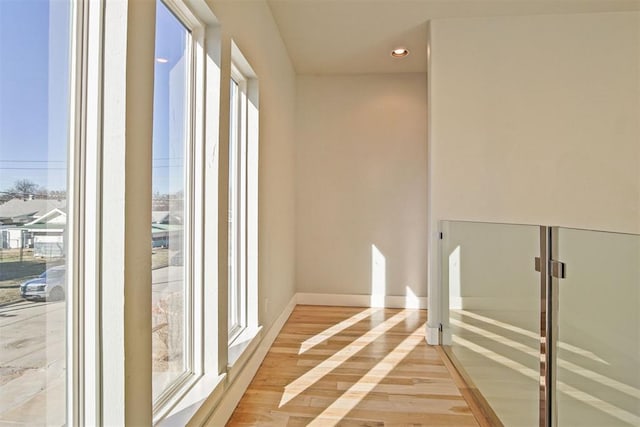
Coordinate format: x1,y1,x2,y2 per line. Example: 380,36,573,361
425,325,440,345
296,292,428,309
198,295,297,426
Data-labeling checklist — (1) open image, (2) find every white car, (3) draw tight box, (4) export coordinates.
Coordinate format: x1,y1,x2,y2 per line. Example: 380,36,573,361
20,265,66,301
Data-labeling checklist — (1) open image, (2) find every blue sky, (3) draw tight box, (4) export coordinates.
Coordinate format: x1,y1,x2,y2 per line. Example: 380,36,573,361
153,1,187,195
0,0,185,195
0,0,68,192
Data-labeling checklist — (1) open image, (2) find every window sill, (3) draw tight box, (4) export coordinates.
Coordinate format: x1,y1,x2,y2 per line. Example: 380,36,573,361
227,325,263,382
155,326,263,426
156,372,226,427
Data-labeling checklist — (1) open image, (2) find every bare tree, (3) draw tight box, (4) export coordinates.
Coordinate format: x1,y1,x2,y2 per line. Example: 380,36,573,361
11,179,39,197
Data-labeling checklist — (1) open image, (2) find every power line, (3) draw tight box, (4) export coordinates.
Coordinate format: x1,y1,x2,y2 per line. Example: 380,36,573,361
0,159,181,162
0,167,66,170
0,160,66,163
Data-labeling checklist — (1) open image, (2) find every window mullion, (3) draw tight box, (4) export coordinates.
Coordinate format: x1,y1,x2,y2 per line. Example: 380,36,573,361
228,76,242,342
184,27,195,388
67,0,85,424
72,0,105,423
190,24,206,378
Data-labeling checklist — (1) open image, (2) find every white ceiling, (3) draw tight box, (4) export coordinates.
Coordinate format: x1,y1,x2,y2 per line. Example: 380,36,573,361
266,0,640,75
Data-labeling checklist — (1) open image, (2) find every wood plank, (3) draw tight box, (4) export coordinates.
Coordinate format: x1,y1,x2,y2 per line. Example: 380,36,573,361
223,306,483,426
437,346,501,427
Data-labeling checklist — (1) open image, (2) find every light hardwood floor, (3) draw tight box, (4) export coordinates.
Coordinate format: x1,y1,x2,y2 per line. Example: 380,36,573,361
225,305,481,426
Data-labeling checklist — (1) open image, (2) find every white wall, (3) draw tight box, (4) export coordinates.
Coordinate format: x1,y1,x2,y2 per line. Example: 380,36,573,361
427,11,640,339
429,11,640,234
175,1,297,423
295,74,428,301
208,0,297,328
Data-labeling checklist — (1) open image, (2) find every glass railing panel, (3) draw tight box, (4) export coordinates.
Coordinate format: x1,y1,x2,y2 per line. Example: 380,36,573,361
441,221,540,426
555,228,640,426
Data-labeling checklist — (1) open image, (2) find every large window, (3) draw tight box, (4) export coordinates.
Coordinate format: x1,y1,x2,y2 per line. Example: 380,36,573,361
151,0,192,404
0,0,260,422
227,48,259,360
0,1,71,425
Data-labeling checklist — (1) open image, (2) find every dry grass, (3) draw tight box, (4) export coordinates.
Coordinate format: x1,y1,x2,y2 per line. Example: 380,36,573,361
0,288,20,306
151,248,169,270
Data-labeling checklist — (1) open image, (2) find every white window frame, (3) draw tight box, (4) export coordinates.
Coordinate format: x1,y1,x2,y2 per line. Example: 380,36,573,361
69,0,100,424
151,0,213,421
227,64,249,344
99,0,223,425
71,0,105,423
153,2,226,424
226,42,259,367
27,0,105,424
152,0,195,409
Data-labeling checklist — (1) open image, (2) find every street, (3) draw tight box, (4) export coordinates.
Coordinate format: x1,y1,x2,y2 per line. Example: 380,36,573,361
0,300,65,426
0,265,183,425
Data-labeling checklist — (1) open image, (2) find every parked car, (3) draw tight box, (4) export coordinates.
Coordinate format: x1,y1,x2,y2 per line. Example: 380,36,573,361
20,265,66,302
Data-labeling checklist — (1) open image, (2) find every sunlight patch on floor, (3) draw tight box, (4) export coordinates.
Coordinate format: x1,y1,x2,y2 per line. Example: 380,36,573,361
279,309,413,407
299,308,379,355
306,324,425,427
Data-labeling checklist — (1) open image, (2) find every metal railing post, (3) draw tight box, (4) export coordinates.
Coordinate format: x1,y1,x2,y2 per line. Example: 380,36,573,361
538,226,557,427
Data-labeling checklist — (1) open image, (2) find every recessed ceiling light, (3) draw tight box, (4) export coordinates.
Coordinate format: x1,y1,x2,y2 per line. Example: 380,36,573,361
156,57,169,63
391,48,409,58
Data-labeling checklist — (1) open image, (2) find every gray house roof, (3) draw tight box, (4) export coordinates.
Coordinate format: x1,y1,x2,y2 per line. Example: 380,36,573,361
0,199,67,225
152,210,183,225
152,211,170,224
